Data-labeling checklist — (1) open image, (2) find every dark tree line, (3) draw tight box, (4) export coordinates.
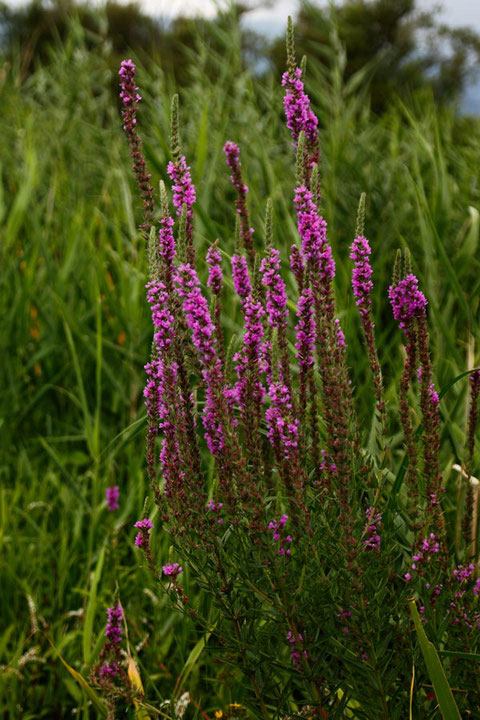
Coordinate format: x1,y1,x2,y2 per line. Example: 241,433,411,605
1,0,480,112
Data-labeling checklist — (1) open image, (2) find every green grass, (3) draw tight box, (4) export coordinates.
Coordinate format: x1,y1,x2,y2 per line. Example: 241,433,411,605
1,13,480,718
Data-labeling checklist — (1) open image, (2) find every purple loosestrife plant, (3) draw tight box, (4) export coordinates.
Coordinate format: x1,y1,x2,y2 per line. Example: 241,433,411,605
113,18,480,720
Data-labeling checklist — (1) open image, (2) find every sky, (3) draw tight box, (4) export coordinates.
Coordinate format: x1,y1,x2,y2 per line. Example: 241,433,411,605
4,0,480,33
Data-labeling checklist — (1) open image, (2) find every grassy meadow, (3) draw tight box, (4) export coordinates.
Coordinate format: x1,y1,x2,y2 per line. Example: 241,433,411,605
1,12,480,718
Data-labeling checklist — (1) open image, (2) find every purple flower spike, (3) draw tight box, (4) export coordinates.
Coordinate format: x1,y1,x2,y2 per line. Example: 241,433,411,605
389,274,427,331
231,255,252,300
207,245,223,296
105,486,119,512
223,142,255,267
234,295,265,413
158,215,176,288
223,142,248,195
294,186,335,283
282,68,318,149
118,59,154,233
295,288,315,373
167,156,196,219
266,382,299,462
350,236,373,320
105,604,123,644
175,264,227,456
260,249,288,328
167,155,196,265
119,59,141,133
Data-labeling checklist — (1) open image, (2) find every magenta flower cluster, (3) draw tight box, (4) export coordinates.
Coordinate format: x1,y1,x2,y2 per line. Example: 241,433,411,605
266,381,299,462
282,68,318,147
294,186,335,282
167,156,196,220
175,264,226,455
269,514,293,555
99,661,119,679
350,236,373,319
134,517,154,547
162,563,182,577
231,254,251,299
404,533,440,580
388,274,427,331
105,604,123,644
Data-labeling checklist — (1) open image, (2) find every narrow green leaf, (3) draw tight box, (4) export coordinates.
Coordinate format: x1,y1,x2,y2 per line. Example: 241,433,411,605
173,629,212,699
48,638,108,717
83,543,106,665
408,600,462,720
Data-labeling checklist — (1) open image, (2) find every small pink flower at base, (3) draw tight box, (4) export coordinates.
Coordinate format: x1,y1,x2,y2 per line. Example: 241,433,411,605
336,607,352,634
207,499,224,524
422,533,440,554
162,562,183,578
134,517,153,547
106,486,119,511
269,515,292,555
100,661,119,679
362,507,382,552
428,383,439,405
286,630,308,666
334,318,346,349
474,578,480,597
453,564,475,583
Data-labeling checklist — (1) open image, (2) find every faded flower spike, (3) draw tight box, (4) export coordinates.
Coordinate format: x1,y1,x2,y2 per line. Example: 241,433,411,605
105,485,119,511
